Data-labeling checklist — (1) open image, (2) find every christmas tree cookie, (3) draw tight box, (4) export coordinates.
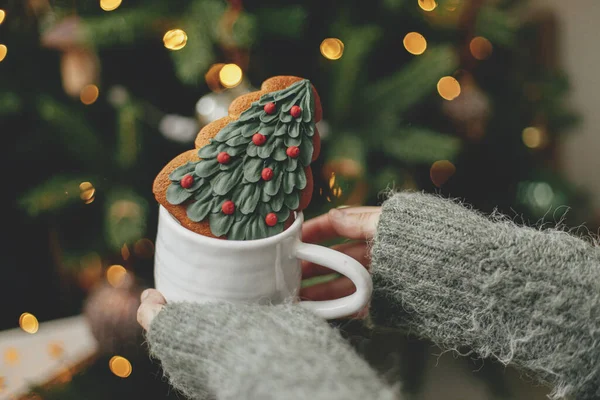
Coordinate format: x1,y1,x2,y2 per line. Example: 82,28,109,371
153,76,322,240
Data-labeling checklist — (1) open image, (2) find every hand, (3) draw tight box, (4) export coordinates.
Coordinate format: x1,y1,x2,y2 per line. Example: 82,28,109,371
300,206,381,304
137,289,166,331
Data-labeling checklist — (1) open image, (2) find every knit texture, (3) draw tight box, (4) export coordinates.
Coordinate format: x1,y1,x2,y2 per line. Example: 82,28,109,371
370,191,600,400
146,301,399,400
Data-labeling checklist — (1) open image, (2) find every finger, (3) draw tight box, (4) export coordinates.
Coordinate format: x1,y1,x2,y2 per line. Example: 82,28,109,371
140,289,167,306
302,241,369,279
299,276,356,301
328,207,381,240
137,302,164,331
302,206,381,244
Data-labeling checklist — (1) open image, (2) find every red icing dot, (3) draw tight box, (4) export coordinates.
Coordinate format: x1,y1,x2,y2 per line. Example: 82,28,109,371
265,213,278,227
252,133,267,146
261,167,274,181
264,102,276,115
221,200,235,215
180,174,194,189
290,105,302,118
217,152,231,164
286,146,300,158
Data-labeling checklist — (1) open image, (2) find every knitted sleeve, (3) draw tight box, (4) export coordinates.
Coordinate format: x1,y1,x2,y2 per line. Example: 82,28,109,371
370,191,600,400
146,301,399,400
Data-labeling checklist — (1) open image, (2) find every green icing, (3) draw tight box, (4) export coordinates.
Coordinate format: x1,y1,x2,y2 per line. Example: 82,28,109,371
166,79,316,240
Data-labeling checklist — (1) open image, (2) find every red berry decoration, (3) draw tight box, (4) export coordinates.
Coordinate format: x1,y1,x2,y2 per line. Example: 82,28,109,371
290,105,302,118
221,200,235,215
263,102,276,115
217,152,231,164
261,167,274,181
252,133,267,146
180,174,194,189
286,146,300,158
265,213,278,227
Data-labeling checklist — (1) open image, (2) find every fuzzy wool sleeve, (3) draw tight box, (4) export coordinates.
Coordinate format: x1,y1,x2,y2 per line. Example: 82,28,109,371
146,302,399,400
370,191,600,400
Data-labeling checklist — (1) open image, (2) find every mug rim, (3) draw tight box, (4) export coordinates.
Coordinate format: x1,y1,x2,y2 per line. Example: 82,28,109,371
158,205,304,249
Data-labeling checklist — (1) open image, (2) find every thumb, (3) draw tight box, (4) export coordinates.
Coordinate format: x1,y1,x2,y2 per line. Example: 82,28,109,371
328,207,381,240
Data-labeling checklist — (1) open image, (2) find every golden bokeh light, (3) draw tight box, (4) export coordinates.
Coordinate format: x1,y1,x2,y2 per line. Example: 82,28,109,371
522,126,547,149
107,264,128,287
121,243,131,260
19,312,39,334
205,63,226,92
437,76,461,100
163,29,188,51
403,32,427,55
219,63,243,88
430,160,456,187
79,181,96,204
134,238,155,258
0,10,6,24
470,36,493,60
418,0,437,11
48,342,64,359
0,45,7,62
100,0,122,11
4,348,19,365
109,356,132,378
80,84,99,105
320,38,344,60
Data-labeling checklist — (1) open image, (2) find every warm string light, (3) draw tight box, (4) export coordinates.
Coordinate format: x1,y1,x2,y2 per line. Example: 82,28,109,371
320,38,344,60
470,36,493,60
100,0,122,11
522,126,547,149
0,10,6,24
19,312,39,334
106,264,127,287
418,0,437,11
0,45,7,62
430,160,456,187
79,181,96,203
437,76,461,100
403,32,427,55
80,84,99,105
219,63,243,88
109,356,132,378
163,29,188,50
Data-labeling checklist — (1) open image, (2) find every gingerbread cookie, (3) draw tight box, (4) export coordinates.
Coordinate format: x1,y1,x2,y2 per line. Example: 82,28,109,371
153,76,322,240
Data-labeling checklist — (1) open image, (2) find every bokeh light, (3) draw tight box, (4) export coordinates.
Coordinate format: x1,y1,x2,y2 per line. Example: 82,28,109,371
0,10,6,24
79,181,96,203
134,238,155,258
80,84,99,105
121,243,130,260
522,126,547,149
437,76,461,100
470,36,493,60
0,376,5,392
48,342,64,359
4,348,19,365
219,64,243,88
205,63,226,92
0,45,7,62
100,0,122,11
106,264,127,287
418,0,437,11
109,356,132,378
19,312,39,334
403,32,427,55
320,38,344,60
163,29,188,50
430,160,456,187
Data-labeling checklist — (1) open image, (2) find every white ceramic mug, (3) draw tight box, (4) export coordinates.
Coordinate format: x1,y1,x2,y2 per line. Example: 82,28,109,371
154,205,372,319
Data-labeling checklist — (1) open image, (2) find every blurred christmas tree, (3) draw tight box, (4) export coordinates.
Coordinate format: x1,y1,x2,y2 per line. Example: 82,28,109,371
3,0,593,398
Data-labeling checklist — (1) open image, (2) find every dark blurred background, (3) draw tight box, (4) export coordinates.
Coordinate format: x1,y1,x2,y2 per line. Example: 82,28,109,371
2,0,599,399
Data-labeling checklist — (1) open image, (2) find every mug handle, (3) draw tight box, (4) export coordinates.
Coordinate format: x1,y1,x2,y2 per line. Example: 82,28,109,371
294,242,373,319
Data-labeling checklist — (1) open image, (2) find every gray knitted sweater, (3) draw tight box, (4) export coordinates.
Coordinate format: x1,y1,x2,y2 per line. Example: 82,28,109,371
146,192,600,400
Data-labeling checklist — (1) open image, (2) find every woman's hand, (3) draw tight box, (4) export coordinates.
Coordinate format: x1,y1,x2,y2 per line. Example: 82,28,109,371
300,207,381,302
137,289,166,331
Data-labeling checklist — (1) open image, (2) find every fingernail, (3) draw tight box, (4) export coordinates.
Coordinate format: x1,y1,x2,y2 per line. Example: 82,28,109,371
141,289,151,302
